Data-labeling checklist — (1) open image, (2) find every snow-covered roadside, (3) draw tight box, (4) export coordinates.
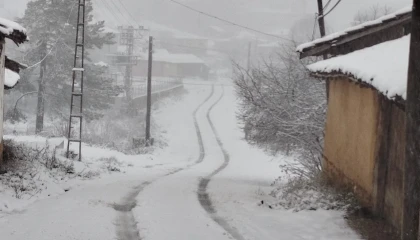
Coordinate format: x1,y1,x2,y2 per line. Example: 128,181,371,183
0,135,156,215
207,85,361,239
0,85,214,240
0,85,211,215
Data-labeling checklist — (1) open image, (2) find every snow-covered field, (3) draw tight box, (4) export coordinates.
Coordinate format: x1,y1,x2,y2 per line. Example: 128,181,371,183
0,83,361,240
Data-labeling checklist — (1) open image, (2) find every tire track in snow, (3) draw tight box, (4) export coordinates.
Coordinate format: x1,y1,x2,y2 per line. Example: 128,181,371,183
198,87,246,240
114,86,215,240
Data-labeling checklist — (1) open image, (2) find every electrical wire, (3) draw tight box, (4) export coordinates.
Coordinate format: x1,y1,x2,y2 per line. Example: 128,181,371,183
92,0,119,23
319,0,343,18
322,0,333,11
166,0,293,41
154,40,227,53
115,0,139,24
103,0,132,25
311,13,319,41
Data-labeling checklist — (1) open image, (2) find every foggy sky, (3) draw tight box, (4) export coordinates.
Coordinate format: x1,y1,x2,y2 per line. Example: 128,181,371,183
2,0,412,40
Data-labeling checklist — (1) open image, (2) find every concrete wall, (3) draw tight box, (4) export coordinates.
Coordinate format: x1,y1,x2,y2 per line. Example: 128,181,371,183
380,96,405,230
324,78,380,207
132,85,184,113
323,76,406,232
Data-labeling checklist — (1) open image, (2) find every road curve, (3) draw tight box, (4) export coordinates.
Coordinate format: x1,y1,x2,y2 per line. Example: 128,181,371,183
114,86,215,240
198,87,246,240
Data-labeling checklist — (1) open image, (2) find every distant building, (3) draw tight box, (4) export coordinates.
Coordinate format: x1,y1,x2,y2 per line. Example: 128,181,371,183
133,49,209,80
160,36,209,57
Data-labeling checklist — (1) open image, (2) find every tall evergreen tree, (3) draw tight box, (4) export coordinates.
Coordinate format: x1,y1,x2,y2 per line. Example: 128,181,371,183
18,0,120,123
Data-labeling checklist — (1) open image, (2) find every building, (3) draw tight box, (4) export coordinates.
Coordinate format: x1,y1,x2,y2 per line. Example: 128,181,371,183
0,17,28,164
133,49,209,80
297,6,411,232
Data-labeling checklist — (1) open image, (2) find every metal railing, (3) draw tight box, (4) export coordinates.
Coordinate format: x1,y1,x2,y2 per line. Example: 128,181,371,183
132,78,183,99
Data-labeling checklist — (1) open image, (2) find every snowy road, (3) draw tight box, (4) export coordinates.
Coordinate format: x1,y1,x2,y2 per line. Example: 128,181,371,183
0,83,361,240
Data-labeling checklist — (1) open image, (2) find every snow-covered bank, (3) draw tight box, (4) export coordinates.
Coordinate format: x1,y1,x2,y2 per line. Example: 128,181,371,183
0,135,156,215
207,85,361,239
0,83,215,240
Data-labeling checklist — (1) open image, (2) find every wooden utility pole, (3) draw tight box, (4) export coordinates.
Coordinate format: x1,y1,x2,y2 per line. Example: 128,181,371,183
317,0,327,39
122,26,135,102
316,0,329,100
145,36,153,145
247,42,251,72
35,42,47,134
402,2,420,240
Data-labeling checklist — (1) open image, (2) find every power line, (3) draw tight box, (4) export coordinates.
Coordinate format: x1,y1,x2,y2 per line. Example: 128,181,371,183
322,0,333,11
115,0,139,24
101,0,131,25
311,14,318,41
155,40,227,53
92,0,119,24
166,0,293,41
320,0,343,18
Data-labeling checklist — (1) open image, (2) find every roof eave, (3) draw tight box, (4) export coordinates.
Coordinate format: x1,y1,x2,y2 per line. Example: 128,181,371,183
299,12,411,59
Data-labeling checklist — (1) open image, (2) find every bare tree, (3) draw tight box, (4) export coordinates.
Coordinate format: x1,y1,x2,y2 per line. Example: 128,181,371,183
233,42,327,179
352,4,393,26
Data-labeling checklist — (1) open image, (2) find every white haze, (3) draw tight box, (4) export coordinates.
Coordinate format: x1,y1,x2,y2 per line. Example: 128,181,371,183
2,0,412,40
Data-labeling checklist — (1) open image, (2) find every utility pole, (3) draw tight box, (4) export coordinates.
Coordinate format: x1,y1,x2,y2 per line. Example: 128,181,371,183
66,0,86,161
145,36,153,145
117,26,145,106
124,26,134,102
316,0,329,100
247,42,251,72
35,41,46,134
402,2,420,240
317,0,327,40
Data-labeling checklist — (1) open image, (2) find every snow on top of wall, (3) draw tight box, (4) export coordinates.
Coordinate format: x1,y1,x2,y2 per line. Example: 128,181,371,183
307,35,410,100
5,68,20,88
296,5,411,53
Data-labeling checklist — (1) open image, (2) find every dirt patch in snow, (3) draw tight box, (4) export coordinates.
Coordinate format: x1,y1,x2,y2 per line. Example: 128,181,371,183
345,210,400,240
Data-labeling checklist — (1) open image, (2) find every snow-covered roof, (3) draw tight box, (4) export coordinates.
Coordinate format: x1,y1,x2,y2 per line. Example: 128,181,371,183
94,61,108,67
0,17,28,44
308,35,409,100
5,68,20,89
143,49,205,64
296,6,411,53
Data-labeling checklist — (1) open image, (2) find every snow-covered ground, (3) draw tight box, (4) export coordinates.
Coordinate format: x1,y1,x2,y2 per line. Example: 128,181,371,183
0,83,360,240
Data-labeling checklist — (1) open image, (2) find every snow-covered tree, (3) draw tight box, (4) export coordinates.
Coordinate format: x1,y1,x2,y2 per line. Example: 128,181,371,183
234,43,326,179
17,0,119,122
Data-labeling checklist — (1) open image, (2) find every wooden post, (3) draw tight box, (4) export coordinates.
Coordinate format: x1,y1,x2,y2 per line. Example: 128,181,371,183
316,0,329,100
317,0,326,39
402,2,420,240
145,36,153,145
247,42,251,72
35,41,46,134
